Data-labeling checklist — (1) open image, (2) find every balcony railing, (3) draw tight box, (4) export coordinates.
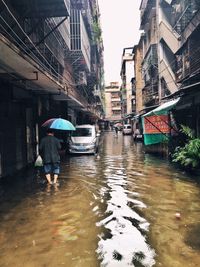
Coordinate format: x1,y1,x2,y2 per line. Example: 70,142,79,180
142,84,159,107
142,44,158,84
140,0,156,28
112,106,121,111
172,0,200,33
70,9,91,72
53,18,70,49
0,5,70,84
176,33,200,81
111,97,121,102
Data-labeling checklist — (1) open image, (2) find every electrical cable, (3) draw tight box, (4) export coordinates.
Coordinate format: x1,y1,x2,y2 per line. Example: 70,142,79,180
0,0,103,107
0,14,70,85
0,14,99,105
0,0,95,91
0,20,96,105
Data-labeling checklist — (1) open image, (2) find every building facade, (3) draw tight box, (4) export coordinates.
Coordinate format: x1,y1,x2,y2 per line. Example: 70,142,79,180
133,0,200,153
0,0,104,178
104,82,122,126
120,47,135,122
140,0,159,110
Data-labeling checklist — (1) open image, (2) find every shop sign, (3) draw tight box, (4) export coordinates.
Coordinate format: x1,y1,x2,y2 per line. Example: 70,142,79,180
144,115,170,134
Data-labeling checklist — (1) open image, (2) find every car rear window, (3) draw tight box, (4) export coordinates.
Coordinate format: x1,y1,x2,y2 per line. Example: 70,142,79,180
72,128,92,137
124,125,131,129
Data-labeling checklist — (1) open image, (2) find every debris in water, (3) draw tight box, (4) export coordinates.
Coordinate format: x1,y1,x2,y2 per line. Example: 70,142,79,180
175,212,181,219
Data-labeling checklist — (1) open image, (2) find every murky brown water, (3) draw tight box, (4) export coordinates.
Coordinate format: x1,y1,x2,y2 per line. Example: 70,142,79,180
0,132,200,267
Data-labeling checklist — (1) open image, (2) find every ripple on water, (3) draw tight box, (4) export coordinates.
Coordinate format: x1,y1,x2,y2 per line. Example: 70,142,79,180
96,143,156,266
1,133,200,267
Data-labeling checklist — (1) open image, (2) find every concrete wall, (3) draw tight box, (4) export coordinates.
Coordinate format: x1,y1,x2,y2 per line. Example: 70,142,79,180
134,41,145,113
0,82,37,178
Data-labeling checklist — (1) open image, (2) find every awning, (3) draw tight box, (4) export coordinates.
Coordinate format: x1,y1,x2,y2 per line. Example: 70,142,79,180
131,114,140,120
142,98,180,146
143,98,180,117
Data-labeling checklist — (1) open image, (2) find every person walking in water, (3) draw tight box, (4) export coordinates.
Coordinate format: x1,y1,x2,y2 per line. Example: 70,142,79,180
39,128,61,185
114,126,118,136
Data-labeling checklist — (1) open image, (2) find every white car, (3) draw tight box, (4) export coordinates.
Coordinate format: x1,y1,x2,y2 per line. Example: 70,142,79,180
69,124,100,154
122,124,132,135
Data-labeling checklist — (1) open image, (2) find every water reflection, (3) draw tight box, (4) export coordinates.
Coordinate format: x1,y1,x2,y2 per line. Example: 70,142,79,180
0,132,200,267
97,136,155,267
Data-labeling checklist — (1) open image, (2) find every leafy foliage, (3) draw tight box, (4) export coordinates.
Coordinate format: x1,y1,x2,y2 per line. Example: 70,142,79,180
172,125,200,169
179,124,194,139
92,21,102,43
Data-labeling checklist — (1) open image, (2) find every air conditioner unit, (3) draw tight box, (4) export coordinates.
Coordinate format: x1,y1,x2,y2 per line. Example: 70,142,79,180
78,71,87,85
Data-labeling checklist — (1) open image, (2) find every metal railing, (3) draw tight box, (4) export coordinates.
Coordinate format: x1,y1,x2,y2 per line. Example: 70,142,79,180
142,84,159,106
142,44,158,84
172,1,200,33
70,9,91,71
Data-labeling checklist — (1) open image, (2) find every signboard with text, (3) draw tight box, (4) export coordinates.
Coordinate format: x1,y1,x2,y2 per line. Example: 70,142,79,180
144,115,170,134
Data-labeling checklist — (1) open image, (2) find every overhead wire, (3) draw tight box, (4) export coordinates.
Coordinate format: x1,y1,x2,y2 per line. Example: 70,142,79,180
0,0,96,91
0,0,100,106
0,14,73,87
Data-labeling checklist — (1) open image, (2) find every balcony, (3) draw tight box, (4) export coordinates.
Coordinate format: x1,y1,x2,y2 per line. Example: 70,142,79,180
172,0,200,34
159,20,180,53
0,5,70,83
176,31,200,82
53,18,70,49
93,89,102,100
140,0,156,29
142,44,158,84
160,59,177,93
70,9,91,72
112,106,121,111
111,97,121,102
142,84,159,107
10,0,70,18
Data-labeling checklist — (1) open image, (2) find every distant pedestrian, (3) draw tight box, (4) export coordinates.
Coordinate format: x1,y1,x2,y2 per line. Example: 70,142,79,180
39,128,61,185
114,127,118,136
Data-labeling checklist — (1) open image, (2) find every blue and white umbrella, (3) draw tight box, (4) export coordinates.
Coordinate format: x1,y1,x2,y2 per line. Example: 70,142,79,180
42,118,76,131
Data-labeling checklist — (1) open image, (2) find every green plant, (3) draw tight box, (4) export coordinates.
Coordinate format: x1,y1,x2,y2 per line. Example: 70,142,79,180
92,21,102,43
172,125,200,169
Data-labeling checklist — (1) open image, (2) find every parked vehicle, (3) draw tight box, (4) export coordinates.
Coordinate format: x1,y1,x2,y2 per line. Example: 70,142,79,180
122,124,132,135
69,124,100,154
133,129,143,141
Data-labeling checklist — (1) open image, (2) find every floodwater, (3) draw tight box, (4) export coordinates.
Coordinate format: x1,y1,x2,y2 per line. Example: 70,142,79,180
0,132,200,267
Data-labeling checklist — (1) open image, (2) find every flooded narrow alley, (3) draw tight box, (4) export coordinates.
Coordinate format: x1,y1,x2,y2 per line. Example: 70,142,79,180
0,132,200,267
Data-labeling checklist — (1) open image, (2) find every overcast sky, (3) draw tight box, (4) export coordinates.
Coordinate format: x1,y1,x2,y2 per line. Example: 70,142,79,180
98,0,141,86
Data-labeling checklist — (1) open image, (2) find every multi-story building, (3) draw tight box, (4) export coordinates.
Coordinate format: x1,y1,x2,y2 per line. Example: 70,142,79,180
105,82,122,126
156,0,200,134
134,0,200,153
120,47,135,123
70,0,105,121
140,0,159,109
168,0,200,134
158,0,180,98
0,0,104,178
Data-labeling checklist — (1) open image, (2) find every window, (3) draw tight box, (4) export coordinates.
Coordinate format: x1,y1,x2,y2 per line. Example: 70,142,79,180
112,110,121,115
72,128,92,137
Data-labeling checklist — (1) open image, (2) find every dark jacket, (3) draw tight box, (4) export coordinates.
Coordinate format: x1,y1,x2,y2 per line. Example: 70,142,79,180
39,135,61,164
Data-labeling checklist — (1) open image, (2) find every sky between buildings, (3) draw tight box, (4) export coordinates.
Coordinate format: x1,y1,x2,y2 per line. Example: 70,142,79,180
98,0,141,86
